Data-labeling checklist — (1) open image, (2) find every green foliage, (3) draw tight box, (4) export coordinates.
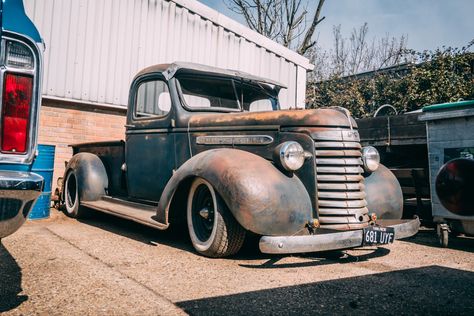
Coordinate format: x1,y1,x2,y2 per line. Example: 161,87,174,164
306,44,474,118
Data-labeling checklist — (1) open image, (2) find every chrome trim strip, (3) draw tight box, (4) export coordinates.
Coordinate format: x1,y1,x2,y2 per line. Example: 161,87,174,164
126,128,170,134
196,135,274,146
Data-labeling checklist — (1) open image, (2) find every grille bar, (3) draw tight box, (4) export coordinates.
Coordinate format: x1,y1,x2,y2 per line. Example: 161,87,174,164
314,141,361,149
314,127,369,230
318,207,368,216
317,166,364,174
316,150,362,157
316,158,363,166
317,182,365,191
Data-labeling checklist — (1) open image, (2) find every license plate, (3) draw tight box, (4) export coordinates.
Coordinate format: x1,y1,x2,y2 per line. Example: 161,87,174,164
363,226,395,245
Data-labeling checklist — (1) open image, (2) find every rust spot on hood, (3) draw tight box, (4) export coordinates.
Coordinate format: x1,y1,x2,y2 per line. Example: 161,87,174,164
188,108,357,129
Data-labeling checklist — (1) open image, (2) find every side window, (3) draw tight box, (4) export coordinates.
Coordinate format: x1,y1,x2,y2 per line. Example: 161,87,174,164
135,80,171,118
249,99,273,112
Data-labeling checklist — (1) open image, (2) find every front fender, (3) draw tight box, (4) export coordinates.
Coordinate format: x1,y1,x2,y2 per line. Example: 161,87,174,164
365,164,403,219
157,149,313,236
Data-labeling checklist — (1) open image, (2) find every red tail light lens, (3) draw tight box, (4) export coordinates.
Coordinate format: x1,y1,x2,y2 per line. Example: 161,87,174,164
1,73,33,153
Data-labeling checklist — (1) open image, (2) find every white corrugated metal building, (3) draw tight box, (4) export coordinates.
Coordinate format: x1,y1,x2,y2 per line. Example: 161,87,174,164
25,0,313,109
23,0,314,189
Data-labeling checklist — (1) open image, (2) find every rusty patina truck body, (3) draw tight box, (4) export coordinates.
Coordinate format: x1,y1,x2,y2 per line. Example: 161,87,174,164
61,62,419,257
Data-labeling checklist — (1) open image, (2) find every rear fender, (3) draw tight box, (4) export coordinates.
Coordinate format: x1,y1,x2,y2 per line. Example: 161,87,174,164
157,149,313,236
62,153,108,202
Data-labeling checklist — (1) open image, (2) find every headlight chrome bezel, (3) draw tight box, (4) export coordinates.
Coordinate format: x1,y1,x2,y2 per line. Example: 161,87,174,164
362,146,380,173
277,141,305,172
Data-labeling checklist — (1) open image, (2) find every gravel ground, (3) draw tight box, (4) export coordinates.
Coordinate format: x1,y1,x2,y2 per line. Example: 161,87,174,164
1,208,473,315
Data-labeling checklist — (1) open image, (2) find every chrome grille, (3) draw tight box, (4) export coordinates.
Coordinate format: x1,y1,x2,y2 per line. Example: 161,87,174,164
313,128,369,230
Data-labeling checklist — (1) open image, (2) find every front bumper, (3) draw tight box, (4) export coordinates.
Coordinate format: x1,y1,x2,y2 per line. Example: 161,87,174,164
0,170,43,238
259,217,420,254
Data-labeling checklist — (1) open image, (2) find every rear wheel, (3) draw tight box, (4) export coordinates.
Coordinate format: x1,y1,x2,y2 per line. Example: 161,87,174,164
64,170,85,218
436,223,449,248
187,177,245,257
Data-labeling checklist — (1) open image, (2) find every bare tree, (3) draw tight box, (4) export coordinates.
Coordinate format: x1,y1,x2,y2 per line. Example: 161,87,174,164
310,23,410,80
226,0,326,55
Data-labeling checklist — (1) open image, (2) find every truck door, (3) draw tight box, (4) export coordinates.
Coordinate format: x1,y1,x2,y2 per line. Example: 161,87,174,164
125,77,175,201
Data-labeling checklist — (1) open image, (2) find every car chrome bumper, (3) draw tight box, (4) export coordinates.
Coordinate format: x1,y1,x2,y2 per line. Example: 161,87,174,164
0,170,43,238
259,217,420,254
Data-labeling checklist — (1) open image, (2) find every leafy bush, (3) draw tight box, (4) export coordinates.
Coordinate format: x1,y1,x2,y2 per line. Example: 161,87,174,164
307,43,474,118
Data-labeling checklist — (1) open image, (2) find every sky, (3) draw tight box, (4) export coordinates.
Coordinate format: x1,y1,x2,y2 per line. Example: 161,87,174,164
199,0,474,53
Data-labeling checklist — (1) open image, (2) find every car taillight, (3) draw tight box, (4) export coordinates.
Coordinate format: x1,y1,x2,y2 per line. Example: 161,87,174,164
1,73,33,153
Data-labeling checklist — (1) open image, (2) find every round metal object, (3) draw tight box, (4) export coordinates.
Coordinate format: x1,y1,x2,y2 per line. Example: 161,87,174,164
362,146,380,172
278,141,305,171
435,158,474,216
364,164,403,219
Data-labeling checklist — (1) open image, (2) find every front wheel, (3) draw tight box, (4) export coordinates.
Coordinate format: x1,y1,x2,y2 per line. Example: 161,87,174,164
187,177,245,257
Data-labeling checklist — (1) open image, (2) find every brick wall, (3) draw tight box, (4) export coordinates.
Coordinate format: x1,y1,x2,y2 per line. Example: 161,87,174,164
37,99,126,191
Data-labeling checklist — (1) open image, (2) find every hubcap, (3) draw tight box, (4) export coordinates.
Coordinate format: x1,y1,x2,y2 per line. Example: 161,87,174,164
199,207,210,220
191,184,215,242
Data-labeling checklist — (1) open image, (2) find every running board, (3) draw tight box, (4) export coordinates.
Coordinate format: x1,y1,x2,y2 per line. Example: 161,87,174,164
81,197,168,230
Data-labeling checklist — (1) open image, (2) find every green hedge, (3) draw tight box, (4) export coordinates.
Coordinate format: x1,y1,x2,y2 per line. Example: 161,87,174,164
307,48,474,118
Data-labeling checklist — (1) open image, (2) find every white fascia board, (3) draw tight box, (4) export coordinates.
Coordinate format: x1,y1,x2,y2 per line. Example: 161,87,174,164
171,0,314,70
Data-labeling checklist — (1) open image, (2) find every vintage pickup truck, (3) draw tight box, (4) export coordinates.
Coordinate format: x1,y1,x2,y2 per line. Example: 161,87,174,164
61,62,419,257
0,0,44,239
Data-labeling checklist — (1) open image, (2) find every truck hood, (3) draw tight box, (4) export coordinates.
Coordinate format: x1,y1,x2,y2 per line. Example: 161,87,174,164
188,108,357,129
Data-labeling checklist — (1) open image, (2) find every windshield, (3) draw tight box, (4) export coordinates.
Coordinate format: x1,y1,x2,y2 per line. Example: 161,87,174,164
177,75,280,112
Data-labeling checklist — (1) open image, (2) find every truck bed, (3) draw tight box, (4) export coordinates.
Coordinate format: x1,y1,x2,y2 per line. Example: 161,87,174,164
72,140,127,197
357,112,427,147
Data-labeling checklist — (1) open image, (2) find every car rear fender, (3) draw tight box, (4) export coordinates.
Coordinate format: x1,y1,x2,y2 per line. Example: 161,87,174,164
62,153,108,202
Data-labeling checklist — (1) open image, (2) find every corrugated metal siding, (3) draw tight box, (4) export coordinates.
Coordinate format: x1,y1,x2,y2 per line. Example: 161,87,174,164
24,0,312,108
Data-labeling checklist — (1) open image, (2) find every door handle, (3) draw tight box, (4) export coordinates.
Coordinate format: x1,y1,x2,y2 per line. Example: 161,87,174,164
125,124,135,128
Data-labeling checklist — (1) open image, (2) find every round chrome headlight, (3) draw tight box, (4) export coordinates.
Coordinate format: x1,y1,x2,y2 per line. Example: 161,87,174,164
278,141,305,171
362,146,380,172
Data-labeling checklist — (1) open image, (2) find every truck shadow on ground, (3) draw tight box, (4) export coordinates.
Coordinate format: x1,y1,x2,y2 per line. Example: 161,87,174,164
236,247,391,269
0,242,28,312
402,228,473,252
76,208,392,267
76,208,197,254
176,265,474,315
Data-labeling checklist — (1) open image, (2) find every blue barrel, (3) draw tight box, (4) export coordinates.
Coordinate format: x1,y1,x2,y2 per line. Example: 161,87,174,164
29,144,55,220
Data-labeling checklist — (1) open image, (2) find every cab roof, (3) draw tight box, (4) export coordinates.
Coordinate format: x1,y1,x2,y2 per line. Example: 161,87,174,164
135,62,287,88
